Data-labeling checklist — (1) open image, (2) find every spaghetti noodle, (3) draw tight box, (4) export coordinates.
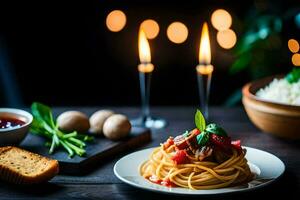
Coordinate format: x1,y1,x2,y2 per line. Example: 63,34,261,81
140,110,253,190
140,144,252,189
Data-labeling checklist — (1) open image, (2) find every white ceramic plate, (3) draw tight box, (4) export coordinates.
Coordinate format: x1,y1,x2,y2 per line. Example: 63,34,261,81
114,147,285,195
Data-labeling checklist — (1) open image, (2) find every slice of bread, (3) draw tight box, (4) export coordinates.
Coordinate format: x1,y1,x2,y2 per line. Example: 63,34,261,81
0,146,59,184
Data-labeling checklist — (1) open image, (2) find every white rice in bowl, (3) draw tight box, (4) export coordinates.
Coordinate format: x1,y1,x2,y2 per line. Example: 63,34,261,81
256,78,300,106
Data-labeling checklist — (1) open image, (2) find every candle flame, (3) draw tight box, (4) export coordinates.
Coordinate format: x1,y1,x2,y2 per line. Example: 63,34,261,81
138,28,151,63
199,22,211,65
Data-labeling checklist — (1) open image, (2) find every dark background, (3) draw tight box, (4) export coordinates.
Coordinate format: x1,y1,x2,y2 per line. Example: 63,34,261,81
0,0,299,107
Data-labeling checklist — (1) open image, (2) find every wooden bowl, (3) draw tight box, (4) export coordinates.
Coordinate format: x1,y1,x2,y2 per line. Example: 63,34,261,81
242,75,300,139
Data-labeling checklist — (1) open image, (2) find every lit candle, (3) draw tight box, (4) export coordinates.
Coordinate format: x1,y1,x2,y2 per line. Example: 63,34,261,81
137,28,153,119
196,22,214,119
131,28,166,129
197,22,214,75
138,29,154,73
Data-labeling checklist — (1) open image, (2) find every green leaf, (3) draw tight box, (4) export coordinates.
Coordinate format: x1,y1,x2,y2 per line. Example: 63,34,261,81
230,53,252,74
30,117,46,132
31,102,56,128
205,123,228,137
230,14,282,77
196,131,210,146
195,109,206,131
285,68,300,83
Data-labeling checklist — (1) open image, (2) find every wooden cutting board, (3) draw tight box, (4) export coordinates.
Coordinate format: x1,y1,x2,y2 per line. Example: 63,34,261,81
20,127,151,174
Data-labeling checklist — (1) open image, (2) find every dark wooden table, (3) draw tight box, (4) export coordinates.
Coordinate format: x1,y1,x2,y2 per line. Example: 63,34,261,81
0,107,299,200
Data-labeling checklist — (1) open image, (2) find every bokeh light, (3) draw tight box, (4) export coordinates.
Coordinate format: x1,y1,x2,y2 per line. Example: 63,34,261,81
211,9,232,31
295,13,300,29
140,19,160,39
216,29,237,49
258,27,269,39
167,22,189,44
288,39,299,53
292,53,300,66
106,10,126,32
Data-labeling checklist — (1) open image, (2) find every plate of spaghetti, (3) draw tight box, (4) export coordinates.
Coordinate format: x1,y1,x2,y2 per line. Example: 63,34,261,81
114,110,285,195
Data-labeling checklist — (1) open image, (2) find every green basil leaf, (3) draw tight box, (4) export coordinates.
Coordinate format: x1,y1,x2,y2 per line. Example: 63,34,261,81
205,123,228,137
195,109,206,131
196,131,210,146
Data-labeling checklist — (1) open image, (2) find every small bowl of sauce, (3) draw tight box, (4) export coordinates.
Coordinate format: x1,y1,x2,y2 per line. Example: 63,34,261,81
0,108,33,146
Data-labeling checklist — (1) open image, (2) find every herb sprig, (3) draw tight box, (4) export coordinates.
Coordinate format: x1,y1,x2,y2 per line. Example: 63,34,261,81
194,109,228,146
30,102,93,157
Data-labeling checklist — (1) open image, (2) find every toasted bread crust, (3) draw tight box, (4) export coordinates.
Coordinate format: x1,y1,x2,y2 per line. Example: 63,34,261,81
0,146,59,184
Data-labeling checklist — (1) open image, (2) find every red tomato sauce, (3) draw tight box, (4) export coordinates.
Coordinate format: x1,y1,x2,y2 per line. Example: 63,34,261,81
148,175,176,187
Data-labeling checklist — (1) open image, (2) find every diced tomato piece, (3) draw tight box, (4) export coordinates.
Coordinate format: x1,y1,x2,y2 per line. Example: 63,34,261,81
210,134,231,148
191,128,201,136
171,150,189,164
231,140,242,150
163,137,174,149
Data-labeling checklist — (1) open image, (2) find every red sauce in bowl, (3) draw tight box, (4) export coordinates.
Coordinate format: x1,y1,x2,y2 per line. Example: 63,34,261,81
0,117,25,129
